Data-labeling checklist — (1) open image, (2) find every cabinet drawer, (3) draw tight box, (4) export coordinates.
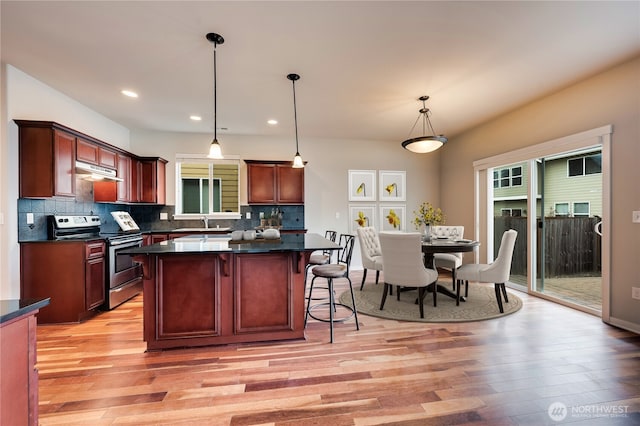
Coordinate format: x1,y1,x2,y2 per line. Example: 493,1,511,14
85,241,105,259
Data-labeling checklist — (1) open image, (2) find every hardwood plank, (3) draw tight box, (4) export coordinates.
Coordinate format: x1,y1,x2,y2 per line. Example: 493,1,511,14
34,271,640,425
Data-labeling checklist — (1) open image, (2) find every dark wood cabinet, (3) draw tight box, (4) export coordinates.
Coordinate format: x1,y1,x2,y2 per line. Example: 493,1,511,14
144,234,168,246
16,120,167,205
139,250,304,350
246,160,304,204
17,122,76,198
20,240,105,324
76,138,117,169
0,300,48,426
116,154,131,202
140,157,167,204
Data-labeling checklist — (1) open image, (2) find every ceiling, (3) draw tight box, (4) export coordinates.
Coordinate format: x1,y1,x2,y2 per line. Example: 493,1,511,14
2,1,639,144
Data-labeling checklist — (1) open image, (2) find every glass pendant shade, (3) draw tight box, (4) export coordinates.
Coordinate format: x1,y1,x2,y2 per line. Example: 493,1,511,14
292,152,304,168
208,138,223,159
401,135,447,153
401,95,447,153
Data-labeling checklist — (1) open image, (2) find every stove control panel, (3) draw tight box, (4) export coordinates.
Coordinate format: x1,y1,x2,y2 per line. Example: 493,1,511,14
52,215,101,229
111,211,140,232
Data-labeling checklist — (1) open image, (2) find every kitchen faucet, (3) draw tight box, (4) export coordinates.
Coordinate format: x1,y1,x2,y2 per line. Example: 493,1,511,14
202,216,209,229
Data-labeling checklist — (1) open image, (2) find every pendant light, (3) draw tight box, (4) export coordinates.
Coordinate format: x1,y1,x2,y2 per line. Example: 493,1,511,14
287,73,304,168
206,32,224,159
401,95,448,153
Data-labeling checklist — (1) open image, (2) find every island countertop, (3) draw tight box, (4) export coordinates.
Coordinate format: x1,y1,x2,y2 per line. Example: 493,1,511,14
123,232,340,255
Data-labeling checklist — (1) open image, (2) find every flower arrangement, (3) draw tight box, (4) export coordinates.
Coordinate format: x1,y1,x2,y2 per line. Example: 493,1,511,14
412,202,445,229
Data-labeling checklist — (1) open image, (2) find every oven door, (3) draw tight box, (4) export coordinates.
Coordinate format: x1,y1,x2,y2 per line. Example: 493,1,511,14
108,237,143,290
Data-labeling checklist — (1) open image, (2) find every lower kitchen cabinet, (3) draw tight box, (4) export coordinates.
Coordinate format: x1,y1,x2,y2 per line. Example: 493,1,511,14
137,251,304,350
0,298,50,426
20,240,105,324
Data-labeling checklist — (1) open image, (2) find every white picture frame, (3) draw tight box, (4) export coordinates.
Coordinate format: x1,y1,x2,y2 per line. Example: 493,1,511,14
379,170,406,202
348,170,376,201
349,204,377,234
380,205,406,232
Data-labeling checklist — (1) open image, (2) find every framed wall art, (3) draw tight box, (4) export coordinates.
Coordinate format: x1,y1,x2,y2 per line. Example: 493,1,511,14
348,170,376,202
349,204,377,234
379,170,406,202
379,205,406,232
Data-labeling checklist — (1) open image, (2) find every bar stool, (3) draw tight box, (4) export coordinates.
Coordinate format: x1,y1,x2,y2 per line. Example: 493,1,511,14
304,230,337,285
305,233,359,343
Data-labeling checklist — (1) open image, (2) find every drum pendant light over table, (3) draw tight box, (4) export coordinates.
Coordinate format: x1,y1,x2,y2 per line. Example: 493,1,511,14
401,95,448,154
206,32,224,159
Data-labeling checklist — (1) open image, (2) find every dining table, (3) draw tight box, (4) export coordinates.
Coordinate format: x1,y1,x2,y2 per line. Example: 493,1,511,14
421,238,480,303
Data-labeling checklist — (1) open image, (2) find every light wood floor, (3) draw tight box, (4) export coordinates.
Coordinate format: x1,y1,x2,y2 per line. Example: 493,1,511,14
35,271,640,425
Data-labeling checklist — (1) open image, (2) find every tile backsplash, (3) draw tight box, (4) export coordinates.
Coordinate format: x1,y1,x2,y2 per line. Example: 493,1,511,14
17,182,304,241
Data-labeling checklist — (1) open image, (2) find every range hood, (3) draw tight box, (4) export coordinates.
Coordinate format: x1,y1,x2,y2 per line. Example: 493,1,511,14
75,160,123,182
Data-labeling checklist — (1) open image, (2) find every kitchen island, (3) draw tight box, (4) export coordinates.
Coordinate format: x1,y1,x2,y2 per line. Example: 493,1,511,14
125,233,339,350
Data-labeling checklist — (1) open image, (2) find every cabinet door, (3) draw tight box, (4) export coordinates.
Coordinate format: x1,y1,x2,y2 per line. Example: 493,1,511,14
85,256,105,310
98,147,117,169
140,159,167,204
130,158,142,203
276,165,304,204
116,154,131,202
76,138,99,164
53,130,76,197
247,163,277,204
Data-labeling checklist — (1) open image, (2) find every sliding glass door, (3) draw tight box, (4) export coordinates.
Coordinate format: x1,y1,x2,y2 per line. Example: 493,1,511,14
475,126,611,316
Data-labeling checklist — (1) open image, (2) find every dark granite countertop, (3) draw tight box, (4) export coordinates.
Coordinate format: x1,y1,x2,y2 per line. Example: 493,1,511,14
123,233,339,255
0,298,51,324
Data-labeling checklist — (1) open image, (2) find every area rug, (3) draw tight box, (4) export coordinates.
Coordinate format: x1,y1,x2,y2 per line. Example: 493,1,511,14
339,282,522,323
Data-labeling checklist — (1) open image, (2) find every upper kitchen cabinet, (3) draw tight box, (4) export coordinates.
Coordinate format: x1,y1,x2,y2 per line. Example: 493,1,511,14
16,120,76,198
140,157,167,204
245,160,304,205
76,138,117,169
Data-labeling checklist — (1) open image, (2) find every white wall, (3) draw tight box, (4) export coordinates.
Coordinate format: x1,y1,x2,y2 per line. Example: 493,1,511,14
0,65,131,298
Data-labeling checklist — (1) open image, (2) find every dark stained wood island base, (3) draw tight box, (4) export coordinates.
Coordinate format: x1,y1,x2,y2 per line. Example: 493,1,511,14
126,233,339,351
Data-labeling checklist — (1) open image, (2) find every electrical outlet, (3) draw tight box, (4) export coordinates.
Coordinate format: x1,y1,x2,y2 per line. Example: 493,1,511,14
246,212,251,219
259,212,264,219
26,212,34,224
633,211,640,223
160,212,168,220
335,212,340,219
632,287,640,300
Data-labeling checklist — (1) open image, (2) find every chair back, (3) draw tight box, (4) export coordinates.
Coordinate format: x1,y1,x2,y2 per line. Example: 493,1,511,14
336,234,356,274
323,230,337,258
431,225,464,241
379,232,433,287
483,229,518,282
356,227,381,265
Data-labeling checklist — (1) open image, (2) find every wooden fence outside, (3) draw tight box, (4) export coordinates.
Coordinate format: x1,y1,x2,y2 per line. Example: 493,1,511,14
494,216,602,278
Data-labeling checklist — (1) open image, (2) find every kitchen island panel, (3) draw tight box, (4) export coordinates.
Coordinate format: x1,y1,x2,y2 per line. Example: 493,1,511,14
235,253,295,334
156,255,221,339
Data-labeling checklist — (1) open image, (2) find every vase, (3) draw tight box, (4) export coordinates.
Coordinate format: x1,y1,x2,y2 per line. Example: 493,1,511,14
422,224,432,242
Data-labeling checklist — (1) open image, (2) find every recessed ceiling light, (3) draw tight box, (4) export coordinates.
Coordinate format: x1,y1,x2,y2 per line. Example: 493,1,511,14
267,119,278,125
190,115,202,121
121,89,138,98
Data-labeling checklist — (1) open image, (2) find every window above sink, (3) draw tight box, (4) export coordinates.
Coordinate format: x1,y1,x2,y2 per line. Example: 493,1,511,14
174,154,241,220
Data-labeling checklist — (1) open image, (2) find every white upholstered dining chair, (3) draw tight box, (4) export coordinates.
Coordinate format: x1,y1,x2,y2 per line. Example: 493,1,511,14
378,232,438,318
455,229,518,312
432,225,465,290
356,227,383,291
